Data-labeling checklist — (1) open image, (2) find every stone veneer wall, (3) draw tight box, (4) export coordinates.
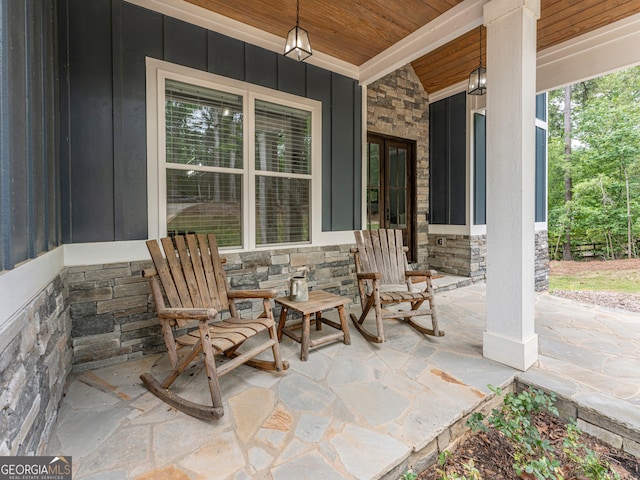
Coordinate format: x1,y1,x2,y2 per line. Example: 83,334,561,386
0,272,71,455
427,234,486,281
68,244,357,371
535,230,549,291
367,65,431,267
427,231,549,291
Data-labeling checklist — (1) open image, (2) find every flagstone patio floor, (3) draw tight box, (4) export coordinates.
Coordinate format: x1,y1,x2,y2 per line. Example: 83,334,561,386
48,279,640,479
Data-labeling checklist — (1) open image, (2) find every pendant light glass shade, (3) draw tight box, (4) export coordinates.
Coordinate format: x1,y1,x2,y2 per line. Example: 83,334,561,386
468,65,487,95
284,0,312,62
468,27,486,95
284,26,312,62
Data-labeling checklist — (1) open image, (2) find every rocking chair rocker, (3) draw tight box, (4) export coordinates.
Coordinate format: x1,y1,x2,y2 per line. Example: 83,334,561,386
350,229,444,343
141,233,287,420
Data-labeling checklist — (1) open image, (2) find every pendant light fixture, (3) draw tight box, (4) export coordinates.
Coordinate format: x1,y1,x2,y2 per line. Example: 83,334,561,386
284,0,312,62
468,26,487,95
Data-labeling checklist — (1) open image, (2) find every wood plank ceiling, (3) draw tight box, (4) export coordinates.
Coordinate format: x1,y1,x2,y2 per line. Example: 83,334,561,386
186,0,640,94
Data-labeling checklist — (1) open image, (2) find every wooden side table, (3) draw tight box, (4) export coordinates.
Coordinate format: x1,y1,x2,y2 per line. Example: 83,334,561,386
276,290,352,361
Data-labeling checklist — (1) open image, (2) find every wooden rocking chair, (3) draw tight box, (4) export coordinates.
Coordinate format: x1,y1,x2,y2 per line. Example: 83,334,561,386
350,229,444,343
141,233,287,420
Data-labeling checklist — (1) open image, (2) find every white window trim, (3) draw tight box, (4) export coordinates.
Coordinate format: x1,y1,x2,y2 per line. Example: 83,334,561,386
535,110,549,232
146,57,333,251
470,106,487,237
427,87,548,236
427,82,477,236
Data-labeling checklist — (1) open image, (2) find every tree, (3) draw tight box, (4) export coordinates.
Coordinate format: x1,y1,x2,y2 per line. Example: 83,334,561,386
547,66,640,259
562,86,573,260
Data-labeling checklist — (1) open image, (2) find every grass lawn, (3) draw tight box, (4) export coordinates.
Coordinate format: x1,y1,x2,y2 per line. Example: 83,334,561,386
549,266,640,293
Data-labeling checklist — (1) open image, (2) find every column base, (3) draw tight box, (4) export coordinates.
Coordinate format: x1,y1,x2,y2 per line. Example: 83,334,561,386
483,331,538,371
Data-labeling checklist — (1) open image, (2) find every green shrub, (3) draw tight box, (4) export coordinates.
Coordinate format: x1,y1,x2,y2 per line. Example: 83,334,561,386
462,386,620,480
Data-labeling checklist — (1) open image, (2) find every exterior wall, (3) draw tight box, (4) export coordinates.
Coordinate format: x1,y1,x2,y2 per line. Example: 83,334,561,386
367,65,430,266
0,272,71,455
427,234,487,281
59,0,362,244
69,245,357,370
535,230,549,291
1,0,60,272
426,231,549,291
68,261,155,371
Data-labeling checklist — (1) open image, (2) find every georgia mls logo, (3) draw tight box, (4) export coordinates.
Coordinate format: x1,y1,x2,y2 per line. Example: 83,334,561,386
0,456,72,480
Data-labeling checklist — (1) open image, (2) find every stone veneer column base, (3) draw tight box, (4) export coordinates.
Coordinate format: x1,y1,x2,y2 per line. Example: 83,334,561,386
483,331,538,371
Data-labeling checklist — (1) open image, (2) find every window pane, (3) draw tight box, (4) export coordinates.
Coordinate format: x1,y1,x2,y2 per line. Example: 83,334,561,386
255,176,309,245
166,79,243,169
255,100,311,175
535,126,547,222
167,169,242,248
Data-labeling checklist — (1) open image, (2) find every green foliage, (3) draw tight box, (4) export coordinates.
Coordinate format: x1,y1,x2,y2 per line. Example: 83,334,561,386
563,423,621,480
400,469,418,480
436,451,482,480
548,66,640,258
461,386,621,480
468,387,561,479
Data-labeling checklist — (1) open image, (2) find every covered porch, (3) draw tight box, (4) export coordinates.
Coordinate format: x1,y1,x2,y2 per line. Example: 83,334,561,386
49,283,640,479
3,0,640,466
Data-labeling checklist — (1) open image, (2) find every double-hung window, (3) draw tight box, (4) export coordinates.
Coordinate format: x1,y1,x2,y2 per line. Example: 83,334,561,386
154,65,319,250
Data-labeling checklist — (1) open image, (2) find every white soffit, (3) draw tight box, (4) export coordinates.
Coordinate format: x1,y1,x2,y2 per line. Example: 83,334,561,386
537,12,640,92
125,0,359,79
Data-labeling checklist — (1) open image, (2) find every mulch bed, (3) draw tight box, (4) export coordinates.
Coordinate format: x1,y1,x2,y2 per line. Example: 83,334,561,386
418,412,640,479
419,259,640,479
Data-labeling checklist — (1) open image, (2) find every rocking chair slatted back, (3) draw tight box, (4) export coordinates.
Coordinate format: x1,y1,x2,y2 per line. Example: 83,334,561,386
354,229,407,285
148,234,229,313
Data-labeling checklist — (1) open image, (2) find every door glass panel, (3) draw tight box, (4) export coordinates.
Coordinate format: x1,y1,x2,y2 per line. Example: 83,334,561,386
398,190,406,227
369,144,380,187
367,143,381,230
389,147,407,228
389,147,398,187
398,149,406,188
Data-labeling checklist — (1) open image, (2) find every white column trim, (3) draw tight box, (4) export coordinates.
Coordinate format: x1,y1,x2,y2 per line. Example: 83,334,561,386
483,331,539,371
483,0,539,371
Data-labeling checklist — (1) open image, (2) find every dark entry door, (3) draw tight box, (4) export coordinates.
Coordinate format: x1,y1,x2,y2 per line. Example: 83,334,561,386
366,133,416,261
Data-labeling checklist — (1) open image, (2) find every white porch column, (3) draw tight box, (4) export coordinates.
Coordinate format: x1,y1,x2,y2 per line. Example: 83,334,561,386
483,0,540,371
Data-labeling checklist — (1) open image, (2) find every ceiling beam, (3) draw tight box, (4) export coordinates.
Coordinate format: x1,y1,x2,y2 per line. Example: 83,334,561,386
536,11,640,92
358,0,488,86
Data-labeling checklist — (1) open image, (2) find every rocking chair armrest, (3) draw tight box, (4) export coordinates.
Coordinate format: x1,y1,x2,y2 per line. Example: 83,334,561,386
227,289,277,299
143,268,157,278
406,270,434,278
157,307,218,322
356,272,382,280
406,270,436,284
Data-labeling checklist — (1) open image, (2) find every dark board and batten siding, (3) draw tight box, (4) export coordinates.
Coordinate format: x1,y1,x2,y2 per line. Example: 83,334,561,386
59,0,362,245
0,0,60,271
429,92,466,226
